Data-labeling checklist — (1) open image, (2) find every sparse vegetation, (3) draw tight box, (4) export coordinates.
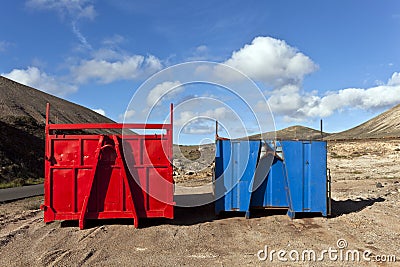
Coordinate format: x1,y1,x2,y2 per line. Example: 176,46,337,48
329,152,347,159
350,151,364,157
178,146,201,160
0,177,44,189
23,197,43,210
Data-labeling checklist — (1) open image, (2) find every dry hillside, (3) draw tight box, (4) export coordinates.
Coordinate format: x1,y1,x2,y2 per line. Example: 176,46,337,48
0,76,114,186
247,125,329,140
328,104,400,140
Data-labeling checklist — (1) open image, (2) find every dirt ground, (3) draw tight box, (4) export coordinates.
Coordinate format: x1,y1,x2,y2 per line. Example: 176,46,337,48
0,140,399,266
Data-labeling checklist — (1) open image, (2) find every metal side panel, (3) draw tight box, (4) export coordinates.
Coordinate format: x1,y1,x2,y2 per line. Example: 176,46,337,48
281,141,327,216
214,140,229,214
214,140,260,214
251,157,288,208
42,103,174,228
308,141,328,215
44,134,174,225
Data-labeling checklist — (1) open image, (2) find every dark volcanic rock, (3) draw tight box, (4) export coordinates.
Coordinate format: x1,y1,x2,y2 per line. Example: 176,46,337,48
0,76,114,184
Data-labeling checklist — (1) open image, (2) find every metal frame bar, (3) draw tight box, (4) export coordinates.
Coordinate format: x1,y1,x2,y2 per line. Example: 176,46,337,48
48,123,171,130
112,135,139,228
79,135,104,229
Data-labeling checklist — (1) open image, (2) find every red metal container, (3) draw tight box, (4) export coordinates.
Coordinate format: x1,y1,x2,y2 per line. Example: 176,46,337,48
41,104,174,229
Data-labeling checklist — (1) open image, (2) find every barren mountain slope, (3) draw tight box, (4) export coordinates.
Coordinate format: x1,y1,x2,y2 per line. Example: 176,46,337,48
328,104,400,140
0,76,114,125
0,76,114,185
248,125,328,140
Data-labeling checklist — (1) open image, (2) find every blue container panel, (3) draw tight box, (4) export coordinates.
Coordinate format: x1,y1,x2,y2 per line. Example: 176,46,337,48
215,140,260,214
281,141,327,216
251,158,288,208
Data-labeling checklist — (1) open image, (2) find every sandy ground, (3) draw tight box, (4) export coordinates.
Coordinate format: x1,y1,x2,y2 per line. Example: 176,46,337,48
0,140,399,266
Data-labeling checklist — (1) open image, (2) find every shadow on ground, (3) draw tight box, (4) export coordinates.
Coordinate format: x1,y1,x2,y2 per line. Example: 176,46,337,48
59,195,386,229
330,197,385,217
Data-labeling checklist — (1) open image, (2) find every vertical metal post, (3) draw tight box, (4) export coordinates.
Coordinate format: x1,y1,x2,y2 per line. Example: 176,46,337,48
45,103,50,134
215,120,218,140
170,103,173,162
327,168,332,216
320,119,323,140
42,102,52,221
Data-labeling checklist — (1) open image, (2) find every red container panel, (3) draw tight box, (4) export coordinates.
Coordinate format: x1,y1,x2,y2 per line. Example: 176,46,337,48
41,104,174,229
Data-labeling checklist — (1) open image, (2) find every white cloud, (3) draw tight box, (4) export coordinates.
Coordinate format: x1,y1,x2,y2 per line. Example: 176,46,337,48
92,108,106,116
300,83,400,118
182,119,215,134
72,54,162,83
124,109,136,119
175,107,230,127
2,66,77,96
266,84,305,115
223,36,318,86
175,107,251,138
220,37,399,122
91,48,126,61
102,34,126,47
26,0,96,49
388,72,400,86
147,81,182,107
196,45,208,53
175,107,234,128
118,109,136,121
26,0,96,20
264,72,400,121
72,21,92,50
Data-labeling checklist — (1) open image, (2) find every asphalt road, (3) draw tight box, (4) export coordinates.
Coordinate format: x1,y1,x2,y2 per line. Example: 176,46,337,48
0,183,212,204
0,184,43,202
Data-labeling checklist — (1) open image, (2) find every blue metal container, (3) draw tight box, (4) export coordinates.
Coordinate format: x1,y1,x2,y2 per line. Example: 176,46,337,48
214,139,330,218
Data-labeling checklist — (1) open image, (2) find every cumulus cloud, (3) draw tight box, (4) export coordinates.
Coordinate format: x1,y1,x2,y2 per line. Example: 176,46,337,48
147,81,183,107
223,36,318,86
388,72,400,86
264,72,400,121
300,83,400,118
266,84,305,115
174,106,253,138
2,66,77,96
26,0,96,49
72,54,162,83
221,37,400,122
181,119,215,134
186,45,211,61
92,108,106,116
175,107,231,127
175,106,239,134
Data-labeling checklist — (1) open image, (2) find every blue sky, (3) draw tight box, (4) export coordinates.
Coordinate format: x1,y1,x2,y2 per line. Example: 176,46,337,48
1,0,400,144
